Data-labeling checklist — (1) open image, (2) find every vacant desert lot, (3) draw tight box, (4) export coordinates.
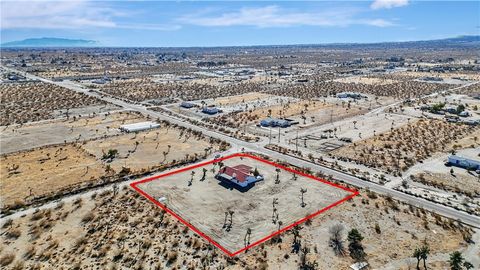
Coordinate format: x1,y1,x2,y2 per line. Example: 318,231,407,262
212,92,273,106
0,186,475,269
1,123,225,210
0,144,106,208
0,82,106,126
332,119,479,174
83,128,216,172
0,111,146,154
334,76,398,85
135,155,354,253
407,148,480,197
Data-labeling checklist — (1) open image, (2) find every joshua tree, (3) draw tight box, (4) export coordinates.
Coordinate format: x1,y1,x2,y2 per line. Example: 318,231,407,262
329,224,346,256
223,211,228,228
420,244,430,270
291,225,302,253
272,198,279,222
244,228,252,247
112,184,119,197
300,188,307,207
275,168,281,184
413,248,422,270
463,261,474,270
225,210,234,231
188,171,195,186
200,168,207,181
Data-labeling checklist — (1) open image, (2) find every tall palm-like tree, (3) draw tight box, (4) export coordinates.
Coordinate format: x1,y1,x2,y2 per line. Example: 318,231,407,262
201,168,207,181
275,168,281,184
448,251,463,270
420,244,430,270
188,171,195,186
300,188,307,207
413,248,422,270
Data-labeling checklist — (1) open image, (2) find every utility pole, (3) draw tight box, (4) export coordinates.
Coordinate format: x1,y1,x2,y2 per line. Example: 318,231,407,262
269,127,272,144
295,130,299,152
278,126,281,143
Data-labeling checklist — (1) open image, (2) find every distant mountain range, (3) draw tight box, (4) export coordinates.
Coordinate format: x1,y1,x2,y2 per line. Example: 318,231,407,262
1,35,478,48
1,37,98,47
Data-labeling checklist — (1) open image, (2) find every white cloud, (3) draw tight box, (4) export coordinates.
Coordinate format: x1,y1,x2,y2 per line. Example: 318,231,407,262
370,0,409,10
0,1,180,31
179,6,394,28
1,1,117,29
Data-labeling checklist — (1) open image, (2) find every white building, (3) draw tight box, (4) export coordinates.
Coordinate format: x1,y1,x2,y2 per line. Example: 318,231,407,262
119,121,160,133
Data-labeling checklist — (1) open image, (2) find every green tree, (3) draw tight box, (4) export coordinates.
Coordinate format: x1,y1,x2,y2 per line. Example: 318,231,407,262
420,244,430,270
347,229,366,262
449,251,463,270
413,248,422,270
463,261,473,270
463,261,474,270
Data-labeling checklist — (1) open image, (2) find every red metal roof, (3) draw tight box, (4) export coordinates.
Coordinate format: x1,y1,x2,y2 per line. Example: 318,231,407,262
219,165,252,183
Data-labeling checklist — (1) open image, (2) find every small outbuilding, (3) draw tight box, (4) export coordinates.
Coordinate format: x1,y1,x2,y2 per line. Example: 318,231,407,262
350,262,368,270
260,118,291,128
202,107,219,115
447,155,480,171
180,102,195,108
119,121,160,133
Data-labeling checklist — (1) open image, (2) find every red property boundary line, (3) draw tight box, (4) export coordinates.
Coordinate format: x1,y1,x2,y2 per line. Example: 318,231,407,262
130,153,359,257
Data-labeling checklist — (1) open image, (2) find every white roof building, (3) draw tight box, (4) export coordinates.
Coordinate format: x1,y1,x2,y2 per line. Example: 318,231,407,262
350,262,368,270
119,121,160,133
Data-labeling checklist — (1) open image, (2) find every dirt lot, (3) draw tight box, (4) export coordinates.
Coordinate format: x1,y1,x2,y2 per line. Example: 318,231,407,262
0,111,145,155
332,119,480,174
0,124,225,210
135,155,354,253
211,99,334,129
82,128,217,173
0,144,106,208
212,92,273,106
0,186,475,269
334,76,398,85
406,148,480,197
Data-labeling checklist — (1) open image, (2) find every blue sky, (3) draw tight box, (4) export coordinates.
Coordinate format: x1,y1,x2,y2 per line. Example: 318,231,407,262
1,1,479,47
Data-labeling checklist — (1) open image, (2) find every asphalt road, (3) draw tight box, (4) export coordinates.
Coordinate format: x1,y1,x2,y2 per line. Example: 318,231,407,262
3,67,479,228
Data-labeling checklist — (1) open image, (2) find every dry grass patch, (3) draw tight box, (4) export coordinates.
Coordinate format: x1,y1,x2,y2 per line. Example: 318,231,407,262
1,144,105,208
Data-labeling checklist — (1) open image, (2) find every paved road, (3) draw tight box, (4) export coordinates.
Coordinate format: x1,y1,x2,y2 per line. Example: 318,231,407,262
3,67,479,228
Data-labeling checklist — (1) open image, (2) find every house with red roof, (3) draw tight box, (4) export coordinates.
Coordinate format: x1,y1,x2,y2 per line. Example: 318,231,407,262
216,164,264,188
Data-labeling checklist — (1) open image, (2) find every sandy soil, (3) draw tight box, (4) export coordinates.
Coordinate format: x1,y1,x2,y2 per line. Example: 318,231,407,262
83,128,216,172
136,156,353,253
1,124,223,210
212,92,273,106
0,82,105,126
0,187,473,269
334,76,398,85
0,144,106,208
0,111,146,155
332,119,479,174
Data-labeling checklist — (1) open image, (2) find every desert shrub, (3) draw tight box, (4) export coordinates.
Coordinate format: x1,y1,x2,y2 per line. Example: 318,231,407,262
0,253,15,266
